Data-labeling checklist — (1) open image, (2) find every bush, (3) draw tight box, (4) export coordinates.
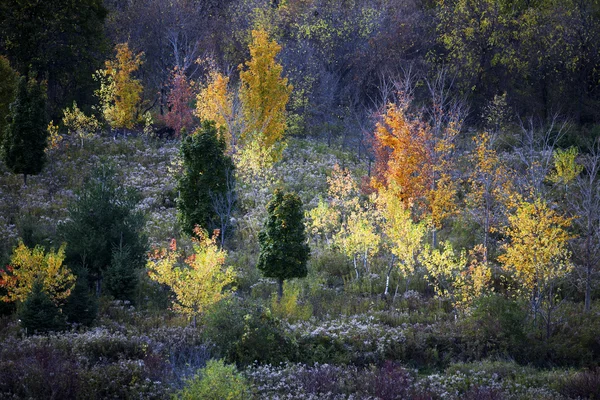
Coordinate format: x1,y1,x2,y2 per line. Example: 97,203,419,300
175,359,251,400
557,368,600,399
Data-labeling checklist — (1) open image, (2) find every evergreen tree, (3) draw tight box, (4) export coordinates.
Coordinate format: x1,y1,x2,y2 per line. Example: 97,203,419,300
257,189,310,300
60,164,147,295
2,77,48,184
103,243,138,302
177,120,235,236
18,280,65,335
63,269,97,326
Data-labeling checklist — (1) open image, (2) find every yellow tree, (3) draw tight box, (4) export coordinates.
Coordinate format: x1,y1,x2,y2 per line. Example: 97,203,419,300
196,70,234,148
466,132,514,263
95,43,144,130
0,242,75,305
498,199,573,335
147,228,235,327
239,28,292,164
377,182,427,296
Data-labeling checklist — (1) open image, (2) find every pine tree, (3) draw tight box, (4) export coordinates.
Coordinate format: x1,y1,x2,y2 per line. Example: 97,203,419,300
2,77,48,184
257,189,310,300
177,120,235,236
0,56,19,147
103,243,138,302
18,280,66,335
63,270,97,326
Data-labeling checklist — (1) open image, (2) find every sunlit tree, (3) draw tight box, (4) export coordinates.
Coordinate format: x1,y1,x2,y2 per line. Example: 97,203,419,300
147,227,235,327
0,241,75,305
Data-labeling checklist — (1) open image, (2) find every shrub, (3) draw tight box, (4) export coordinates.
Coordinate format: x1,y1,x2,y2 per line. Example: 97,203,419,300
175,359,251,400
557,368,600,399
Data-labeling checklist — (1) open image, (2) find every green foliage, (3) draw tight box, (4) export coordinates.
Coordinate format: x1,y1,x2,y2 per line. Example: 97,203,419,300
60,163,147,292
63,270,97,326
103,244,138,302
177,120,235,235
176,359,251,400
257,189,310,296
18,280,66,334
2,76,48,183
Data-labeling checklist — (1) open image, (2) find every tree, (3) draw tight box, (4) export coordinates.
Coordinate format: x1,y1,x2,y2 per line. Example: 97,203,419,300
103,243,138,302
196,70,234,149
147,228,235,327
60,164,147,295
95,42,144,131
163,66,195,137
62,101,100,148
18,280,66,335
498,198,573,336
63,269,97,326
257,189,310,300
239,28,292,164
2,76,48,184
0,56,19,146
0,241,75,305
377,182,428,296
177,120,235,236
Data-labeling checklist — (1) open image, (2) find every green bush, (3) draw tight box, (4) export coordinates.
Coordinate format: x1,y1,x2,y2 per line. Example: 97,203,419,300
18,280,66,334
175,359,251,400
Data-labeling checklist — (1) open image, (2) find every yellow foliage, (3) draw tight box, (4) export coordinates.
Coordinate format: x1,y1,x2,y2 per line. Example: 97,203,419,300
196,70,233,148
305,197,340,245
270,281,312,323
45,121,62,152
239,28,292,162
0,242,75,304
95,43,144,130
498,199,573,297
548,147,583,185
62,102,100,148
377,182,427,277
147,228,235,322
420,241,467,301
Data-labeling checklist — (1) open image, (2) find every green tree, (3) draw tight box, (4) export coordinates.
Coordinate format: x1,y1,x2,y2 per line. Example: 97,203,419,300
18,280,66,334
103,243,138,302
60,164,147,295
63,269,97,326
257,189,310,300
0,56,19,146
177,120,235,236
2,77,48,184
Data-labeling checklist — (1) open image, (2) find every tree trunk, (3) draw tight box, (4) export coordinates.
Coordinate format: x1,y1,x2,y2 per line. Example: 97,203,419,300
23,173,27,185
585,264,592,313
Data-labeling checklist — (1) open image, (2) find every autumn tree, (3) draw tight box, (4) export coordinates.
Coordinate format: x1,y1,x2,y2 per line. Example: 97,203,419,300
499,198,573,336
95,43,144,131
466,132,513,263
177,121,235,237
196,70,234,149
377,182,427,296
0,241,75,305
2,76,48,184
164,66,195,137
372,99,457,235
147,228,235,327
62,102,100,148
257,189,310,300
239,28,292,165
